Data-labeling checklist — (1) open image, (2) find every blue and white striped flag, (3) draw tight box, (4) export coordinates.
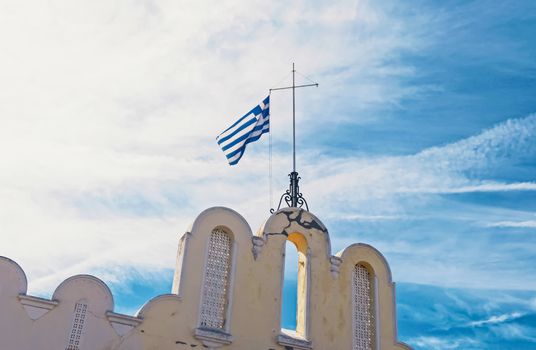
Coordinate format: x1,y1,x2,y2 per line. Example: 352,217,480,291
217,96,270,165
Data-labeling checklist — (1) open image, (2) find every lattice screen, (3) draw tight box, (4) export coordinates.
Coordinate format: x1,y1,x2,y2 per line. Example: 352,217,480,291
352,264,375,350
66,301,88,350
199,228,232,329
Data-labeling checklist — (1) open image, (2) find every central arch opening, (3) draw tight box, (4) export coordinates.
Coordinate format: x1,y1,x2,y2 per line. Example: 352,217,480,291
281,232,309,337
281,240,298,330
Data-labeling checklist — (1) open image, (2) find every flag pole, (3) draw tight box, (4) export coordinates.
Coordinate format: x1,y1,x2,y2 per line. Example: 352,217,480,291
292,62,296,174
269,63,318,212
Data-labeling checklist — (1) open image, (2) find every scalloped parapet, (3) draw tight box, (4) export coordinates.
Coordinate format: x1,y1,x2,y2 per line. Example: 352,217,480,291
0,207,411,350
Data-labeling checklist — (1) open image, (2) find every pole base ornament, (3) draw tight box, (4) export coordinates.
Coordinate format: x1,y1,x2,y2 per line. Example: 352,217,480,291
271,171,309,213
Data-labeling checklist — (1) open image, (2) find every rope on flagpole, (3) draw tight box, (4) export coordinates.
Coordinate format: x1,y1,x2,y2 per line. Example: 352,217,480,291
269,90,273,210
295,70,317,85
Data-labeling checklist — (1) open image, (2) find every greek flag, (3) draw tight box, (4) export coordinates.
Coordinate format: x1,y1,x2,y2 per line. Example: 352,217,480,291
217,96,270,165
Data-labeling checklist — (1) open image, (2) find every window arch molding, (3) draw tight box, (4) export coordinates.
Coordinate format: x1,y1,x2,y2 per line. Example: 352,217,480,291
339,243,395,350
173,207,253,298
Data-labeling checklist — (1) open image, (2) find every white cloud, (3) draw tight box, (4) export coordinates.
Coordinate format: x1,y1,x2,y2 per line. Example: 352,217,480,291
531,297,536,311
486,220,536,228
410,336,479,350
304,114,536,221
418,114,536,172
399,182,536,194
331,214,403,221
0,1,535,298
489,323,536,342
0,0,433,295
469,312,523,327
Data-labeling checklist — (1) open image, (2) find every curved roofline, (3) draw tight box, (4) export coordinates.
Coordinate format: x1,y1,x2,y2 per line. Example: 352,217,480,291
337,242,393,283
0,256,28,294
268,207,328,230
52,274,114,309
260,207,332,258
187,206,253,237
136,293,181,317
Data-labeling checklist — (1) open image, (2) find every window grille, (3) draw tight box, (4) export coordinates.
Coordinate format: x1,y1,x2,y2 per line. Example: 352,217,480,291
353,264,375,350
199,228,232,329
66,301,88,350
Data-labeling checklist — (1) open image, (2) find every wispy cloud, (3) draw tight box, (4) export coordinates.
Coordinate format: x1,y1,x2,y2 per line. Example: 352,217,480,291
0,0,435,295
0,0,535,318
329,214,403,221
486,220,536,228
410,336,480,350
398,283,536,350
1,6,536,350
417,113,536,172
489,323,536,342
531,298,536,311
399,182,536,194
306,114,536,219
468,312,523,327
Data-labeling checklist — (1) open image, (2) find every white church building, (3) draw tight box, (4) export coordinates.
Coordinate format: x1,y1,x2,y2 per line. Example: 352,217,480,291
0,207,412,350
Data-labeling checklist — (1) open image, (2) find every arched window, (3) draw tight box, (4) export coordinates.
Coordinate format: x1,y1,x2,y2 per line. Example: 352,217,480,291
199,227,232,330
352,264,376,350
66,300,88,350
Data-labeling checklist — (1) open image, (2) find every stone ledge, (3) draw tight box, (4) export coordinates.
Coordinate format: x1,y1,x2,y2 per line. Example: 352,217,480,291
106,311,142,336
18,295,58,320
278,329,312,350
194,327,233,349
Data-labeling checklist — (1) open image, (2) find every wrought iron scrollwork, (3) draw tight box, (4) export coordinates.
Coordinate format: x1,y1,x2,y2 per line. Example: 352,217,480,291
270,171,309,213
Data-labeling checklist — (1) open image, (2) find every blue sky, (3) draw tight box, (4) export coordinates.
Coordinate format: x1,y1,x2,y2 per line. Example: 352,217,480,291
1,1,536,349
